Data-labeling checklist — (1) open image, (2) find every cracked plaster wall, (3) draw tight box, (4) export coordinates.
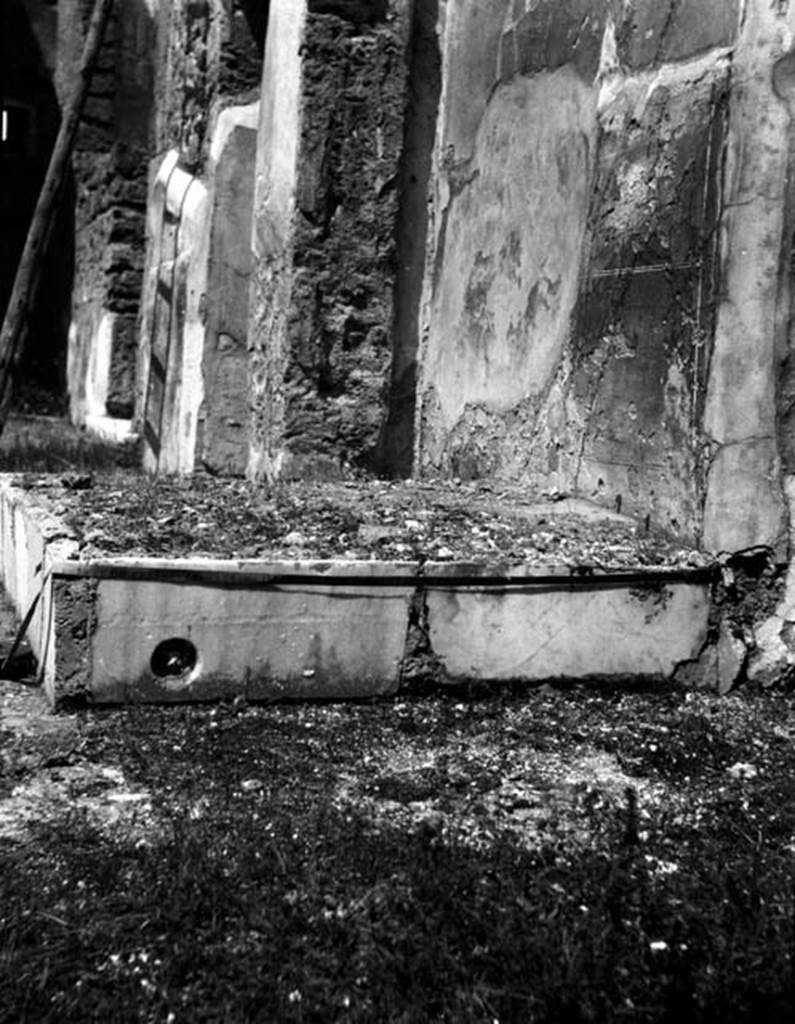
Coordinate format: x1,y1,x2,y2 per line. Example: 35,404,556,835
416,0,739,542
712,1,795,686
702,2,795,556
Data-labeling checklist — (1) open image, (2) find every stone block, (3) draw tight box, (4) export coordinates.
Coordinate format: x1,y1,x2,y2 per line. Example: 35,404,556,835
716,622,746,695
425,567,711,682
64,560,418,703
138,151,209,473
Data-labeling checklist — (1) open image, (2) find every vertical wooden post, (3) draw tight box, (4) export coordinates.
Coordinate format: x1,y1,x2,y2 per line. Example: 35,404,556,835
0,0,115,432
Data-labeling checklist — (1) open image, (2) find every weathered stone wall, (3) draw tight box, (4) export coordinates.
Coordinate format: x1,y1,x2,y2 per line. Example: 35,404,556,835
58,0,156,426
249,0,413,480
136,0,263,473
415,0,739,543
702,5,792,557
704,3,795,687
60,0,261,443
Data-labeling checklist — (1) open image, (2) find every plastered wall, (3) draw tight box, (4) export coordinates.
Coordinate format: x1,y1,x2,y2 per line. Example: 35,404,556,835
416,0,741,543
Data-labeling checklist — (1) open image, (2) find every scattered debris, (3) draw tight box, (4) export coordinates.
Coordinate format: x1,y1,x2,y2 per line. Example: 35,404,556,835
9,472,714,569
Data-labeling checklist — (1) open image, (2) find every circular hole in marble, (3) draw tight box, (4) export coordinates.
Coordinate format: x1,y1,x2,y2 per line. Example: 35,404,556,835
150,637,197,678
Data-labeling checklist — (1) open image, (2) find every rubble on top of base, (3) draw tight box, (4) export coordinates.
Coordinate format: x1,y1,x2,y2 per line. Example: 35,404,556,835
7,471,716,570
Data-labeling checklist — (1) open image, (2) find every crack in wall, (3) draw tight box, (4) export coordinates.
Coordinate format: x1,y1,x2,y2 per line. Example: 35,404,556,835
377,0,441,477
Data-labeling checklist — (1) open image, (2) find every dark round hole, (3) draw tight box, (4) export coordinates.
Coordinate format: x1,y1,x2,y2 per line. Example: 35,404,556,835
150,637,198,678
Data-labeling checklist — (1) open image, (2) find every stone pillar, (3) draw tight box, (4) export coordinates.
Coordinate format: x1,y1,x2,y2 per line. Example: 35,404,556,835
702,0,795,556
138,152,209,475
59,0,156,435
197,102,260,475
248,0,413,480
135,1,262,473
415,0,602,484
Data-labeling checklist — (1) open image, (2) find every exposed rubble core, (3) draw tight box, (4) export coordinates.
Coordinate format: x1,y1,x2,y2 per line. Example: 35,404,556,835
40,1,263,442
58,0,156,427
10,472,711,567
249,0,413,479
51,575,96,705
379,0,441,476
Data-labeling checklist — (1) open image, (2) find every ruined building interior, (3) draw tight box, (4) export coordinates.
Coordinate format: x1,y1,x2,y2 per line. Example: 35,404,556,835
5,0,795,686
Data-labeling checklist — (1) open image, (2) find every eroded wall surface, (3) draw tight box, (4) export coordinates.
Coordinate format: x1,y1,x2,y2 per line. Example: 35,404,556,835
153,0,263,175
416,0,739,541
702,4,794,556
135,0,263,472
60,0,156,427
249,0,413,479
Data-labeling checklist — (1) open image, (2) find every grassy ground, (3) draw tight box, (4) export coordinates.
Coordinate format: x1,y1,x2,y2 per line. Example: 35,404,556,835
0,414,139,473
1,683,794,1023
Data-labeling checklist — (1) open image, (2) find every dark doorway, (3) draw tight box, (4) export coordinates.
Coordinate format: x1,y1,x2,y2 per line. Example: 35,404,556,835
1,0,73,414
238,0,270,53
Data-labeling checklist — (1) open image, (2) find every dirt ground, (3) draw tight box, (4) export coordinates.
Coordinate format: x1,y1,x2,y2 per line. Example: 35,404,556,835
1,636,795,1021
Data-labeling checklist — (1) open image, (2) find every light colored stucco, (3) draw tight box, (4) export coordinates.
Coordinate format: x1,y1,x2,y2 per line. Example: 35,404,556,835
702,0,795,553
428,579,710,682
247,0,306,481
416,8,733,543
138,151,209,474
421,67,596,430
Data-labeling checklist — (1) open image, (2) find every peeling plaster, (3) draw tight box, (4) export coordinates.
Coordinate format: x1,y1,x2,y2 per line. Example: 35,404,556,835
419,66,597,436
702,1,795,553
417,6,730,539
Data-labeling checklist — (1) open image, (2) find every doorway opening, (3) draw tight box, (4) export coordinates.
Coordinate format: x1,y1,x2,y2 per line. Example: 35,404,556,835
0,0,73,415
